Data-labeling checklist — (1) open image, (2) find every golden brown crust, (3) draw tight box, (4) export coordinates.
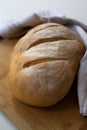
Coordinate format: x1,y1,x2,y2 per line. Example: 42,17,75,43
9,23,85,107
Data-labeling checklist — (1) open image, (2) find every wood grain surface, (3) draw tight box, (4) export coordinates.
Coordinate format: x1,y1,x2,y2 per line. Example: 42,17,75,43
0,39,87,130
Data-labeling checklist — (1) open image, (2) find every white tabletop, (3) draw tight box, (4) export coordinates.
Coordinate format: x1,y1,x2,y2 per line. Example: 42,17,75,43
0,0,87,24
0,0,87,129
0,111,18,130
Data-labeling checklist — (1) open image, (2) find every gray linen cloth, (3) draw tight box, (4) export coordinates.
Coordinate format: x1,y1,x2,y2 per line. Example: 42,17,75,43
0,10,87,116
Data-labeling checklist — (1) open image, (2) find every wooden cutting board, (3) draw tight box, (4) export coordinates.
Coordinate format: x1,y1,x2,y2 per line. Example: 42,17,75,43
0,39,87,130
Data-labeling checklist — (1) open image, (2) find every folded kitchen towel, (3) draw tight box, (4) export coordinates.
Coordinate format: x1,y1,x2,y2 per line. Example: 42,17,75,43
0,10,87,116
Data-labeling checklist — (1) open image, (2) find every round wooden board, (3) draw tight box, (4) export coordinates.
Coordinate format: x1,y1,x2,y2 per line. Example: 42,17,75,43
0,39,87,130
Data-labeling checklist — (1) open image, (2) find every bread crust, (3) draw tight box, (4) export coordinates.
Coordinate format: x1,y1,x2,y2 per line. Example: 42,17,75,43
9,23,85,106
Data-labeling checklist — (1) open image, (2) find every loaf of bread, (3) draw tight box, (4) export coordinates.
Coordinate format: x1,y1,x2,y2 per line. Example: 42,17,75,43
9,23,85,107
